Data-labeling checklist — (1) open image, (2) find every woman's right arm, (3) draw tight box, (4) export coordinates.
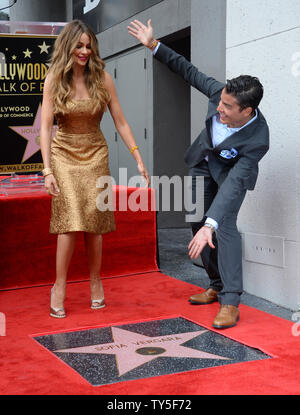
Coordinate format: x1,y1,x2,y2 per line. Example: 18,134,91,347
40,74,60,196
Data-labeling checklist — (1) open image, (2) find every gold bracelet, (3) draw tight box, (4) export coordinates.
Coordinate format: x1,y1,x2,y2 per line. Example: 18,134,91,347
42,167,53,177
130,145,139,154
149,39,159,50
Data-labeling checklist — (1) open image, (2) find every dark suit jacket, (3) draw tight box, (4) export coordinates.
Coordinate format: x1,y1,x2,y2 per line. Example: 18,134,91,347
154,43,269,224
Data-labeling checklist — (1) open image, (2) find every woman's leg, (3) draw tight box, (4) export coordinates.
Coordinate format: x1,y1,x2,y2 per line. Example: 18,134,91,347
84,233,104,302
51,232,77,311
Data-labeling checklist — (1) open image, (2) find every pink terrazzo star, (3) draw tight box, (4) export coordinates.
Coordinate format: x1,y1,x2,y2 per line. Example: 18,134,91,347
9,103,57,162
54,327,229,376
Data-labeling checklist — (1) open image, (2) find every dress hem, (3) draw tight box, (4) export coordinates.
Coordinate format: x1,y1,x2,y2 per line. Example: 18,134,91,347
49,226,116,235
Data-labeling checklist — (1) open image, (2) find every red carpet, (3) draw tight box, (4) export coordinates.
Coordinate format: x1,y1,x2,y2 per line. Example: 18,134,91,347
1,272,299,395
0,185,158,290
1,183,299,395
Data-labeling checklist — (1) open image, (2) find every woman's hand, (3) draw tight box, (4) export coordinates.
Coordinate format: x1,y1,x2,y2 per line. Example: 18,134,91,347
128,19,154,48
45,174,60,197
137,162,150,188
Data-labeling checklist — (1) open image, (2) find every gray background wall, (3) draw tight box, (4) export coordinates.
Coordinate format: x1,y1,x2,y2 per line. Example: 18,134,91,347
7,0,300,310
226,0,300,310
10,0,67,21
190,0,226,139
84,0,300,310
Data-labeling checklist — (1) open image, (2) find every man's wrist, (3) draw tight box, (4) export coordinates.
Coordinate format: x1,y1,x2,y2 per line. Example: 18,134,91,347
205,217,218,230
203,223,216,233
148,39,159,50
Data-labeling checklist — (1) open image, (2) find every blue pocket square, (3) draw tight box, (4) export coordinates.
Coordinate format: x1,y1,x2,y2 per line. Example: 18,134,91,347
220,148,238,159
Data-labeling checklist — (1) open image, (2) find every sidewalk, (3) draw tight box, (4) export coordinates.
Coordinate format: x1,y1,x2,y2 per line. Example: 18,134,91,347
157,228,294,322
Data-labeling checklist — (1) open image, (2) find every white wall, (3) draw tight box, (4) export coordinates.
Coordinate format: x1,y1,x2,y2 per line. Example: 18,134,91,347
226,0,300,310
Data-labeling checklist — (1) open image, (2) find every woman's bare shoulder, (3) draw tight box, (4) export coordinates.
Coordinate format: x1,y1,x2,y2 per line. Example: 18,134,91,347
103,70,114,85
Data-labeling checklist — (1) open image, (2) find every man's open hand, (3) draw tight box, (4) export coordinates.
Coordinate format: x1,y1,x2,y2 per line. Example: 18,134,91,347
188,226,215,259
128,19,154,48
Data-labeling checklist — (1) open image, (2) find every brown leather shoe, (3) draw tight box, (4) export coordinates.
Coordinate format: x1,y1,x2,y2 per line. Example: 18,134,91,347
212,305,239,329
189,288,219,305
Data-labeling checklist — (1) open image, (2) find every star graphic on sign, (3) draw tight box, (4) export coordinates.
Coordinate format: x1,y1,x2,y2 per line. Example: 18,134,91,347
11,55,17,60
23,48,32,58
38,41,51,54
9,104,57,162
54,327,229,376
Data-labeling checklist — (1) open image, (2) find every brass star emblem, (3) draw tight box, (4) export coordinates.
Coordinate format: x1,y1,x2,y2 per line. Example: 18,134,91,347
23,48,32,58
38,41,50,54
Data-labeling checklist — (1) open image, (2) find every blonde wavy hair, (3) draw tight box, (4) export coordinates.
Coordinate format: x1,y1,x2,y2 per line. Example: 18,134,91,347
48,20,110,114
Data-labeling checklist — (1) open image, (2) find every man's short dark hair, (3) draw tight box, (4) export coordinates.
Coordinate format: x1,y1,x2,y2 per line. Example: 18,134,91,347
225,75,264,112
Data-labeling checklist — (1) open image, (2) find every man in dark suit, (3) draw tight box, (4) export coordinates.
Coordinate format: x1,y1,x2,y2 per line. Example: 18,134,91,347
128,19,269,329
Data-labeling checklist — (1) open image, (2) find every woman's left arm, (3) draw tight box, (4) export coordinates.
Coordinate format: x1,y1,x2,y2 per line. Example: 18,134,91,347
104,71,150,187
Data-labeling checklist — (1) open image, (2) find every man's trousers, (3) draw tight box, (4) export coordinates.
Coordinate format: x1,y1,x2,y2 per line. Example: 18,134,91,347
189,160,246,307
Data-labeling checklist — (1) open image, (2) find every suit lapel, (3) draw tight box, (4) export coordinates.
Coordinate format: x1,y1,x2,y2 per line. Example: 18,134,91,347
205,103,218,146
214,110,261,151
214,125,252,151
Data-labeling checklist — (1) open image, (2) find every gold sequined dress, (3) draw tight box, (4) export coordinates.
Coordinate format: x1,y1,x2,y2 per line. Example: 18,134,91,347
49,98,116,234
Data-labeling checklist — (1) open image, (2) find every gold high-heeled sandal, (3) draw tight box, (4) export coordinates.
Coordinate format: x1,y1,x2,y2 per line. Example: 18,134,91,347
91,298,105,310
90,278,105,310
50,287,66,318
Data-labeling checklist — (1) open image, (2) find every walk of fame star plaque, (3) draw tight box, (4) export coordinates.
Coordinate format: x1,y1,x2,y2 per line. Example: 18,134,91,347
33,317,271,386
0,34,57,174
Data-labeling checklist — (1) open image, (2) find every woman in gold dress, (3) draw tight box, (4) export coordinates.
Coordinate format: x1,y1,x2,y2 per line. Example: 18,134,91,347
40,20,150,318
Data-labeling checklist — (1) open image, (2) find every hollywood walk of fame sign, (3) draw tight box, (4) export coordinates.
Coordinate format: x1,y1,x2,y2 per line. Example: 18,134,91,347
33,317,271,386
0,34,57,174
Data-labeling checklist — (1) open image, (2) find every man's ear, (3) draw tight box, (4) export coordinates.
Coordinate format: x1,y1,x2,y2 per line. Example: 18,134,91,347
241,106,253,117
